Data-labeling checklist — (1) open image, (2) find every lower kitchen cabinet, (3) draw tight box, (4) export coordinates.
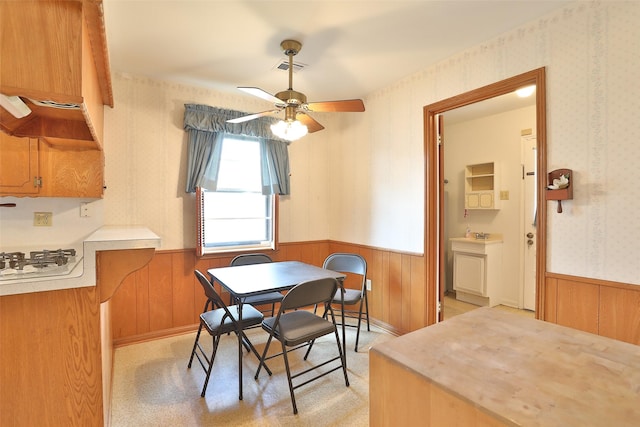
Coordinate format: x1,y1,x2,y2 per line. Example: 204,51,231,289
0,247,157,427
0,133,104,197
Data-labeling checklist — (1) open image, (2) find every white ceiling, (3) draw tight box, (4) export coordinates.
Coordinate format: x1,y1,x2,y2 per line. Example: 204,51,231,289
103,0,570,106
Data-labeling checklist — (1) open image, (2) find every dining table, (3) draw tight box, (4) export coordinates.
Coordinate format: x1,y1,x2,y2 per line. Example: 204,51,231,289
207,260,347,399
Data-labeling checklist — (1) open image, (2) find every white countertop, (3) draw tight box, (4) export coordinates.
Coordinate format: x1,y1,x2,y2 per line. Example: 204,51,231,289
450,234,503,245
0,226,160,296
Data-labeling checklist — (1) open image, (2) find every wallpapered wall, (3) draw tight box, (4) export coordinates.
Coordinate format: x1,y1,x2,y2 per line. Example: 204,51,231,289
335,0,639,285
100,1,638,285
104,74,336,250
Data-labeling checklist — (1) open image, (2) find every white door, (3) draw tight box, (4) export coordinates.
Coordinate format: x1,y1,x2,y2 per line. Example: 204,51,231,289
522,135,537,310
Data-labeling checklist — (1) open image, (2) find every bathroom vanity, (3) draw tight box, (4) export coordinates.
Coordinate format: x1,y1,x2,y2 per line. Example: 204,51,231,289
451,235,503,307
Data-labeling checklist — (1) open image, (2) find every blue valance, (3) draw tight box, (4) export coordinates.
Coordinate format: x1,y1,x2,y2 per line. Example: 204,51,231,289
183,104,290,143
183,104,290,195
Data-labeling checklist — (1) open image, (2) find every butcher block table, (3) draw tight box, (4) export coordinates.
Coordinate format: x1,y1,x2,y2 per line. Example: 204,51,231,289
370,307,640,426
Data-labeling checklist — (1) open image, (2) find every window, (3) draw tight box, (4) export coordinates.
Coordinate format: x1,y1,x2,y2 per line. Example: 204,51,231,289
197,136,276,255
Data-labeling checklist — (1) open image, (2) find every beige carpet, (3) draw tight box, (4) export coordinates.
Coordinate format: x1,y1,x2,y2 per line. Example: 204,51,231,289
110,322,394,426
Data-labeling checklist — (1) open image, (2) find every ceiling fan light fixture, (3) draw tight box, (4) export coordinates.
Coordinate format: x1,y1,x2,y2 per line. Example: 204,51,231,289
271,119,308,141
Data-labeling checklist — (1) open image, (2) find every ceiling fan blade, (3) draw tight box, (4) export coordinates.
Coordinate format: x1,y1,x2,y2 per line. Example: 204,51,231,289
297,113,325,133
227,109,281,124
238,87,283,105
305,99,365,113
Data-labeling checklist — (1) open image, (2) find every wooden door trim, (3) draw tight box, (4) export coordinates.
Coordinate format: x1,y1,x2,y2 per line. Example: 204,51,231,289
423,67,547,323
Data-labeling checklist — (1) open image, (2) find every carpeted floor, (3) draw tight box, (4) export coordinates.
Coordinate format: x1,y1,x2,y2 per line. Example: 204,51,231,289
110,322,394,426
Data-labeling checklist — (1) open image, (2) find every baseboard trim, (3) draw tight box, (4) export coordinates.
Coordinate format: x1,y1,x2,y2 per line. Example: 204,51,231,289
113,324,199,348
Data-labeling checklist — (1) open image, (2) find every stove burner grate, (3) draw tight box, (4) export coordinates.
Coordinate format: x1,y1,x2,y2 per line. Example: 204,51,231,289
0,249,77,271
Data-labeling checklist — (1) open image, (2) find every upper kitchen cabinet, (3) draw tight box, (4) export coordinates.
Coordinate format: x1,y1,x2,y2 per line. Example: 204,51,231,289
0,132,104,198
0,134,39,195
0,1,113,149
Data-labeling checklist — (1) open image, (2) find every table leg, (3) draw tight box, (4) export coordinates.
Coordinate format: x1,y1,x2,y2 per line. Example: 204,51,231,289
237,298,243,400
340,279,347,369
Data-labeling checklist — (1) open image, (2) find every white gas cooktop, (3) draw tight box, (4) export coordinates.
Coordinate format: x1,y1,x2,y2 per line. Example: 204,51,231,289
0,247,83,282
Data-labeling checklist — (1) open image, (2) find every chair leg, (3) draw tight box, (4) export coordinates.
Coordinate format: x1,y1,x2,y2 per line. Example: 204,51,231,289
364,292,370,331
303,339,315,360
255,334,274,379
187,323,204,368
237,329,272,376
200,335,221,397
334,327,350,388
280,340,298,415
354,299,364,352
353,294,371,352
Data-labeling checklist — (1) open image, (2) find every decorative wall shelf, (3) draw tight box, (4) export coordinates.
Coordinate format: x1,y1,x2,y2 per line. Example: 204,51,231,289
546,168,573,213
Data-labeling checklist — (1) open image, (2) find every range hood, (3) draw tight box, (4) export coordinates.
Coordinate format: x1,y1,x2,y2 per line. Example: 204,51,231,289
0,94,32,119
0,94,100,148
0,0,113,149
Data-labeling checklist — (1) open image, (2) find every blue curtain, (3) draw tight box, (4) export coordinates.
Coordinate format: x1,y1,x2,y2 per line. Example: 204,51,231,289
183,104,290,195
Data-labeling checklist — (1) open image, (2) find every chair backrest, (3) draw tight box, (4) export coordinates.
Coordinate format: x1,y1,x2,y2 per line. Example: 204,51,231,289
323,253,367,278
280,277,338,312
194,270,230,312
230,253,273,266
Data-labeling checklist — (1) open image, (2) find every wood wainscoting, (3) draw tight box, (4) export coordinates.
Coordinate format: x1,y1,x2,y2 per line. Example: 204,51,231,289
111,243,640,347
110,241,426,345
543,273,640,346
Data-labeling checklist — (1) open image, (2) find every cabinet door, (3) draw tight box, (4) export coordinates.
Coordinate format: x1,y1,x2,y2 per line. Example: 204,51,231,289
465,193,480,209
38,141,104,198
453,252,486,296
479,192,494,208
0,133,39,195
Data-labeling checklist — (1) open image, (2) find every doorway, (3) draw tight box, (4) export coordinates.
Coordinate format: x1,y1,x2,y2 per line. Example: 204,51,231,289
441,99,536,311
423,68,548,323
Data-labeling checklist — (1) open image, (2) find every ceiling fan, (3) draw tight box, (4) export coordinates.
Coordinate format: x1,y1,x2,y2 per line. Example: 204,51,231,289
227,39,365,140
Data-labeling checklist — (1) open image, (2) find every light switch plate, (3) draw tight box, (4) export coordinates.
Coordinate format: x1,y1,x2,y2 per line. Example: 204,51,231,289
500,190,509,200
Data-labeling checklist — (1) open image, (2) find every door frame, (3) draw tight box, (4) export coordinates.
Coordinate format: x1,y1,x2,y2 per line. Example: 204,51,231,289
423,67,547,323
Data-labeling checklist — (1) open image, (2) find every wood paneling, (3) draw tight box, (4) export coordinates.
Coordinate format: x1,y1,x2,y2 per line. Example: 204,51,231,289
111,241,427,344
171,251,195,327
410,255,427,330
109,243,640,347
599,285,640,344
556,279,599,334
544,273,640,345
544,276,558,323
0,287,103,426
